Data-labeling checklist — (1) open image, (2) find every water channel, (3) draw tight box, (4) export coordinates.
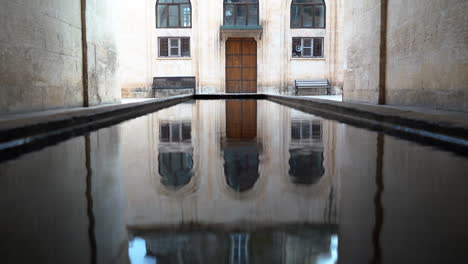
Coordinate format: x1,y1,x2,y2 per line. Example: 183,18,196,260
1,100,467,264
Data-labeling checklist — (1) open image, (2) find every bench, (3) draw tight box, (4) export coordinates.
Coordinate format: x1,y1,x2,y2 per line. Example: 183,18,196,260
295,79,330,96
152,76,196,97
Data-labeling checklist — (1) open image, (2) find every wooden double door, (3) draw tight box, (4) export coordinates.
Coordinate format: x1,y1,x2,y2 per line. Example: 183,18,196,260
226,38,257,93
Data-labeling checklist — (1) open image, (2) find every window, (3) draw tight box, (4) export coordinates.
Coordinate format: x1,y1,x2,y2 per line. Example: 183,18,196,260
156,0,191,28
291,119,323,141
160,122,192,142
224,0,259,26
292,37,323,58
291,0,325,28
159,37,190,57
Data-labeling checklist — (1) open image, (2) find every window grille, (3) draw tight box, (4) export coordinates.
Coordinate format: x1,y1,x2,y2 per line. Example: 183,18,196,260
292,37,324,58
159,37,190,57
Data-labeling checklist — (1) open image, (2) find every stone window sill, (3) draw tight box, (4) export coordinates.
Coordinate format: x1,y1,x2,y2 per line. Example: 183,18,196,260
290,57,325,61
157,57,192,61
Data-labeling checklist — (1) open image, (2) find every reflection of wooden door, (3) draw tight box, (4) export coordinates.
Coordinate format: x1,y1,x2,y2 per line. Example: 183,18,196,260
226,38,257,93
226,100,257,139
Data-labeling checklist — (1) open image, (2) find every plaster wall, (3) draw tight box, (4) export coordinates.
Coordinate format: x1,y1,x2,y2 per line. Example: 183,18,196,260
85,0,121,106
385,0,468,111
118,0,153,98
119,0,345,96
0,0,121,114
0,0,83,113
342,0,382,104
343,0,468,111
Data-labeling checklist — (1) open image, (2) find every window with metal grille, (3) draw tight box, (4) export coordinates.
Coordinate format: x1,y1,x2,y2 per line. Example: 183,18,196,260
292,37,324,58
291,0,325,28
159,37,190,57
224,0,259,26
156,0,191,28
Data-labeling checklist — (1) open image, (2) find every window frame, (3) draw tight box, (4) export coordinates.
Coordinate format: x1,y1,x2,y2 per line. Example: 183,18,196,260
156,0,192,29
292,37,324,58
168,38,181,57
290,0,326,29
158,37,191,58
223,0,259,27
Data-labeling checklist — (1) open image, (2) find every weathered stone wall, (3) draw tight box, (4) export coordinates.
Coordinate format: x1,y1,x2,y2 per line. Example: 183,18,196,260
385,0,468,111
85,0,121,106
344,0,468,111
342,0,383,104
0,1,83,113
0,0,120,114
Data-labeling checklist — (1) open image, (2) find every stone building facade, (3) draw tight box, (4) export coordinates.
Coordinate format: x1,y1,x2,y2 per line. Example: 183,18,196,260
119,0,345,97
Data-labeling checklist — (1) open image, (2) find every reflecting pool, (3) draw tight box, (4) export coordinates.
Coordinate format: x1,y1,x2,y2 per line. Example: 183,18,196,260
1,100,468,264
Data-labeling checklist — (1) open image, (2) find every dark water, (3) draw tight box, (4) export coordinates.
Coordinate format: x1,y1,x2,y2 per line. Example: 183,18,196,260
1,100,467,264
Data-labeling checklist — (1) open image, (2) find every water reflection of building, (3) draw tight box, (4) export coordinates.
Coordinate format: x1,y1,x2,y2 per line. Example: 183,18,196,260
222,100,260,193
289,118,325,185
130,226,337,264
158,120,193,190
124,100,338,227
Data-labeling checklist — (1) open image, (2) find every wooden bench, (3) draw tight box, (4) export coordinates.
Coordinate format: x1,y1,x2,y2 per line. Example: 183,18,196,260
295,79,330,96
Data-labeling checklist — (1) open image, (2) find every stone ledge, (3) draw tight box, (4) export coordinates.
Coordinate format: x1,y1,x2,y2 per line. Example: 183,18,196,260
2,93,468,161
266,94,468,155
0,95,192,161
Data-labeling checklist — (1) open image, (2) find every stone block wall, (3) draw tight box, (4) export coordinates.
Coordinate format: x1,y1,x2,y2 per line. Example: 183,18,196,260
0,0,120,114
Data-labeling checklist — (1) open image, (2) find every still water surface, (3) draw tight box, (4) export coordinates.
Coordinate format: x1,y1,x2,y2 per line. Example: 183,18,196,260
1,100,468,264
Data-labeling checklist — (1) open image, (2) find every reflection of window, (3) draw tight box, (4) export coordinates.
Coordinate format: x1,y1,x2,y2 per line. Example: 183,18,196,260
292,37,323,58
160,122,191,142
231,233,250,264
291,120,322,141
159,37,191,57
156,0,191,28
291,0,325,28
159,152,194,189
224,145,260,192
289,149,324,185
159,121,193,190
289,119,324,185
224,0,259,26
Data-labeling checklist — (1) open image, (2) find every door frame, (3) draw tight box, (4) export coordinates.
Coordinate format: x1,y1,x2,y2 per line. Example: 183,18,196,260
225,38,258,94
